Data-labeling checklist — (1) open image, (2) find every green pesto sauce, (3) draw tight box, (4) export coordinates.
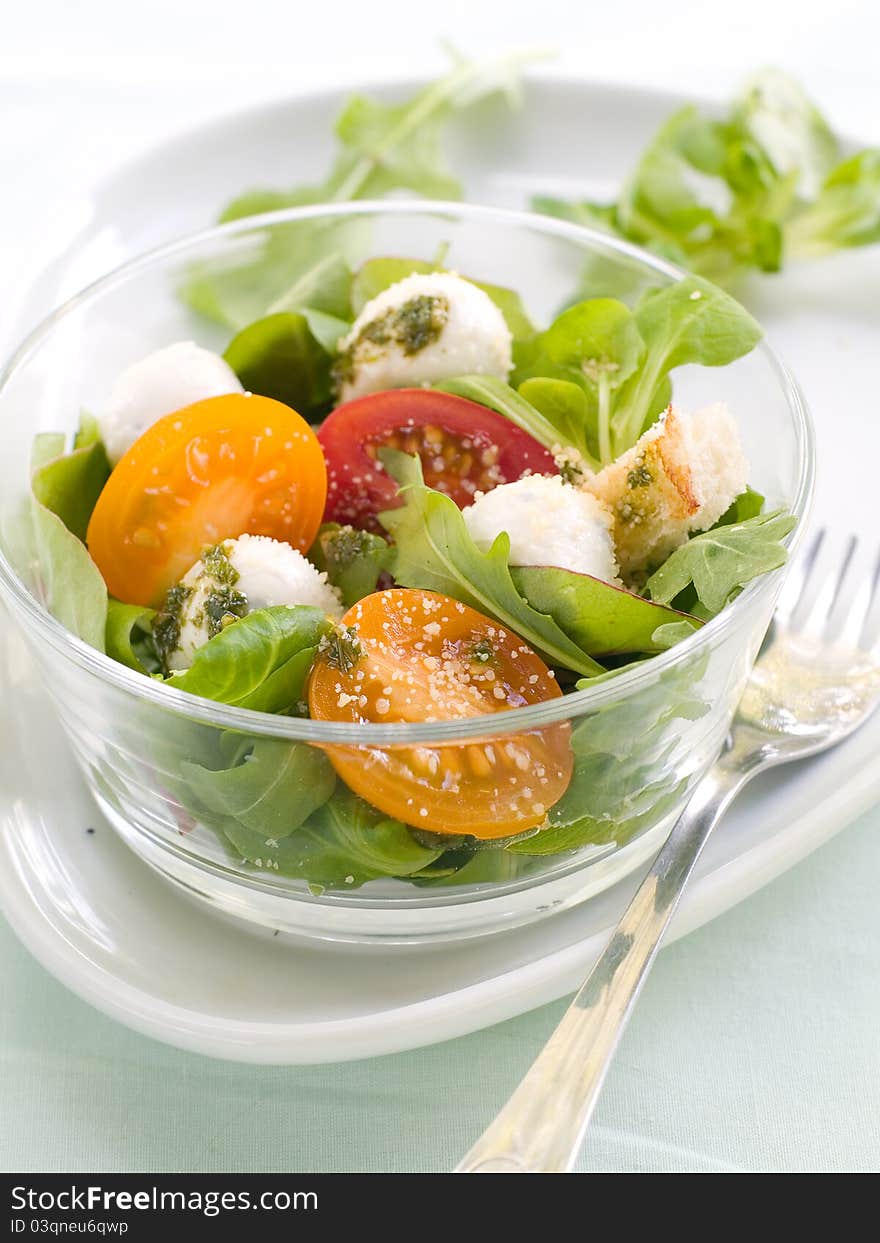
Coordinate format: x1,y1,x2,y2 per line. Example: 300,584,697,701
151,541,249,671
199,585,249,637
468,637,496,665
334,294,449,392
152,582,194,669
323,525,375,571
627,462,654,489
201,542,241,586
319,625,363,673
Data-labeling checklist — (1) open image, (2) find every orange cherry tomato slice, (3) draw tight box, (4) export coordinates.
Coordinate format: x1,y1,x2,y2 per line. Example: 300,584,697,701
87,393,327,606
307,589,573,839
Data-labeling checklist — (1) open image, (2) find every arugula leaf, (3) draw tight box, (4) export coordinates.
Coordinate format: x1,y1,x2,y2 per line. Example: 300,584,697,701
377,450,604,677
610,276,762,452
106,601,157,674
180,230,356,333
221,788,442,891
181,52,535,331
309,523,392,607
350,256,535,339
510,566,702,656
223,311,335,417
166,606,331,713
182,735,336,839
646,511,796,615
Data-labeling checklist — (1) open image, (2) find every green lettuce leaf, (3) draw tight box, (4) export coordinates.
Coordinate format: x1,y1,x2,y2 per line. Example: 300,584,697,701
646,510,796,615
105,601,157,674
377,450,604,677
610,275,762,452
221,788,442,891
182,734,336,839
1,434,108,651
179,52,534,330
433,375,566,454
166,606,331,713
223,311,336,417
510,565,702,656
31,434,109,542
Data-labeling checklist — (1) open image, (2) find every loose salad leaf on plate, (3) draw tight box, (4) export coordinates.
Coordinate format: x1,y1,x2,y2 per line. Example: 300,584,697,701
537,69,880,289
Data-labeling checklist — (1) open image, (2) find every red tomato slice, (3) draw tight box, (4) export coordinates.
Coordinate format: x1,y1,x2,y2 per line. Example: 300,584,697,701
318,389,558,531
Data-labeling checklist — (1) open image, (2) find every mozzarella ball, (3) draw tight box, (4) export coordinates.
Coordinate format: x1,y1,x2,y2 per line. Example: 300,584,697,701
336,272,512,402
98,341,244,464
462,475,620,584
157,534,343,672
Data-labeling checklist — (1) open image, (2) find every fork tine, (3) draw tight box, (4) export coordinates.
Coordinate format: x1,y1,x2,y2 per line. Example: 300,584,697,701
778,526,826,629
859,546,880,651
820,534,860,641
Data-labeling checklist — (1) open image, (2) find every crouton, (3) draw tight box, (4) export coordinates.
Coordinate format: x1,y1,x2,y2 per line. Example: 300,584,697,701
585,403,749,580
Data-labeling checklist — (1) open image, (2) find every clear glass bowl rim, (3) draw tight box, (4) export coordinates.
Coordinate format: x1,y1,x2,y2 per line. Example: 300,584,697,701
0,200,815,746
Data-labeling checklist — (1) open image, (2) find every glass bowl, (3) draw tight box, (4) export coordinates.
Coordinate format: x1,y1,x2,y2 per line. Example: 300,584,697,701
0,202,814,943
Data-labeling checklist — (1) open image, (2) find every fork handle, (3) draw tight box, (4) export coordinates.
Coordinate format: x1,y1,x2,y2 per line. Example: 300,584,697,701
455,753,755,1174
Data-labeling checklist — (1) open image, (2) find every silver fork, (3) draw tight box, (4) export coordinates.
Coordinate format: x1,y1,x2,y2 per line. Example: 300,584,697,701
457,530,880,1174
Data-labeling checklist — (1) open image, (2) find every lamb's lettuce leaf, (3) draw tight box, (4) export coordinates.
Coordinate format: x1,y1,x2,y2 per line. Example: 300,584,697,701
510,565,702,656
377,450,604,677
535,70,880,288
646,510,796,615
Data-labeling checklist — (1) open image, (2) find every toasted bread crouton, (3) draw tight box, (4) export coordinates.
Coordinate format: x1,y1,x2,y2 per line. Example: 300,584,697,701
585,403,748,580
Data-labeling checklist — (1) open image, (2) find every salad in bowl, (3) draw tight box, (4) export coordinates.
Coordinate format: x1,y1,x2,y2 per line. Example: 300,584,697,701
0,203,812,941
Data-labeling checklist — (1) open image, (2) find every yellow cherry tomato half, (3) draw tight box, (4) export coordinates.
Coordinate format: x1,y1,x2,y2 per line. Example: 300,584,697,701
87,393,327,605
307,588,573,838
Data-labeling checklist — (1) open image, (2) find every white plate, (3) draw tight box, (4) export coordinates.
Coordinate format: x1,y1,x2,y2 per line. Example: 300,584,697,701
2,74,879,1063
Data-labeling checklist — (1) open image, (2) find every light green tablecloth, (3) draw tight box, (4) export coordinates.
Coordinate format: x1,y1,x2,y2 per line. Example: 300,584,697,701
2,806,878,1173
